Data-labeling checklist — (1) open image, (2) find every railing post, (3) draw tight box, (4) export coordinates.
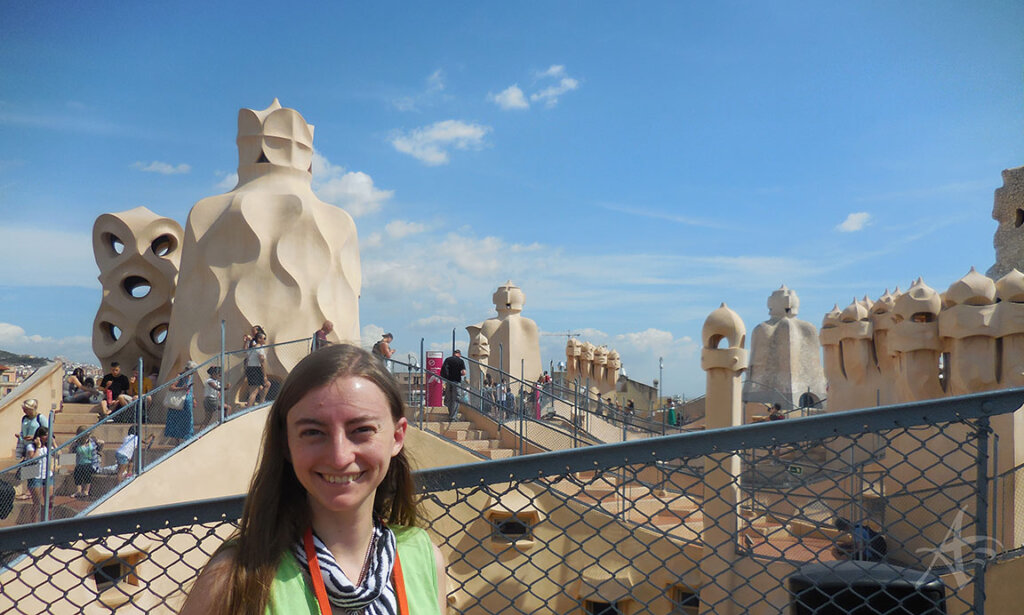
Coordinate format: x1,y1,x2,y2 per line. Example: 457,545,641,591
573,382,579,449
419,338,425,430
136,356,144,474
43,410,54,522
220,319,226,424
973,416,991,615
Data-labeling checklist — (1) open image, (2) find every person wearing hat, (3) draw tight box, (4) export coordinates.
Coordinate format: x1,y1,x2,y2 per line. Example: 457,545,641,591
16,399,49,500
18,399,48,458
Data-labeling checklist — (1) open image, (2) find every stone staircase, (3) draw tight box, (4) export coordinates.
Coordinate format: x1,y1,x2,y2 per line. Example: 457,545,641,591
2,403,179,526
419,409,514,460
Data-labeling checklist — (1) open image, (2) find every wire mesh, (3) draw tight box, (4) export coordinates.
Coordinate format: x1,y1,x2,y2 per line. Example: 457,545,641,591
1,392,1017,614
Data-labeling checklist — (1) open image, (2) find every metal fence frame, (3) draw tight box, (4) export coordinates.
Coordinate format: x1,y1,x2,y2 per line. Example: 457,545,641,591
1,387,1020,613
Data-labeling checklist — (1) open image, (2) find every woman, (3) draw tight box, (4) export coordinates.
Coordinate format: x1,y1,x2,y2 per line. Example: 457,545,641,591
165,361,197,442
245,333,271,406
243,324,266,350
65,367,99,403
24,426,54,522
181,344,446,615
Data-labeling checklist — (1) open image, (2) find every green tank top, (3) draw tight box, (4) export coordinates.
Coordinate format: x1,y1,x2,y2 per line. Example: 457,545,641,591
267,525,441,615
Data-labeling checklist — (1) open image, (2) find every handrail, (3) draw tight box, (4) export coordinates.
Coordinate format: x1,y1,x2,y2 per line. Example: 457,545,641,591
0,334,314,528
5,384,1017,550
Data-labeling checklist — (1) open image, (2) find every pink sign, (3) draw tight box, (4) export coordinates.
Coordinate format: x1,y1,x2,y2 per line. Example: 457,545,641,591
426,351,444,407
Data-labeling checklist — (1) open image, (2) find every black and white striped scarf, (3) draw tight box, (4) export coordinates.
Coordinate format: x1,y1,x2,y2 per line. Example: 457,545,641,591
293,519,399,615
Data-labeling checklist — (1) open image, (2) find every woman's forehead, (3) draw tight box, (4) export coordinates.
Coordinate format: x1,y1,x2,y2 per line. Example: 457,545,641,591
288,376,391,420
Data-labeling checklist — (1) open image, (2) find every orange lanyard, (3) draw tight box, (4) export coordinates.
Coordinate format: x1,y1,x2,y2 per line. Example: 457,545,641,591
303,527,408,615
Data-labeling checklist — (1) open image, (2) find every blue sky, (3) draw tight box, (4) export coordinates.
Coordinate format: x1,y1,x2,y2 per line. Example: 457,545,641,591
1,2,1022,397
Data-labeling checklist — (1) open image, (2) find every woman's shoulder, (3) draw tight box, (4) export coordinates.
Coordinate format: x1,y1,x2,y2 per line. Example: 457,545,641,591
392,524,428,540
391,526,436,571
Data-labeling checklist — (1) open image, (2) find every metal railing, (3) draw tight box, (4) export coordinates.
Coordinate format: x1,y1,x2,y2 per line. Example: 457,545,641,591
0,329,313,528
2,388,1022,613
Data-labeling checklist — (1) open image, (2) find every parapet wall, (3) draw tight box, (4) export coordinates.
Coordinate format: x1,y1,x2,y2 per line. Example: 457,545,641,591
821,269,1024,413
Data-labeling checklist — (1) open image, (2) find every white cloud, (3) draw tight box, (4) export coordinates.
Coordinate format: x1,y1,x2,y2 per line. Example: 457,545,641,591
426,69,445,92
0,322,95,363
362,232,383,249
610,329,699,391
572,328,610,342
489,85,529,110
537,65,567,79
214,171,237,191
360,324,386,349
411,314,462,328
601,203,726,229
393,69,447,112
527,65,580,108
132,161,191,175
385,220,427,239
0,227,97,287
530,78,580,107
390,120,491,166
837,212,872,232
614,328,678,354
312,151,394,217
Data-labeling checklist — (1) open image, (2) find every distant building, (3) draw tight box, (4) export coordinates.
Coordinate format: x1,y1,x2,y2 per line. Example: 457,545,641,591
0,365,20,398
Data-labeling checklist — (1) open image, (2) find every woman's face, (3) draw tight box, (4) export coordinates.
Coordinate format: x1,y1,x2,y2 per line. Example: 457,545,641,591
286,376,407,523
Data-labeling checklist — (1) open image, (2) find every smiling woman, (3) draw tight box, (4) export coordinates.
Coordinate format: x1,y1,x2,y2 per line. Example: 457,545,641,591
180,344,446,615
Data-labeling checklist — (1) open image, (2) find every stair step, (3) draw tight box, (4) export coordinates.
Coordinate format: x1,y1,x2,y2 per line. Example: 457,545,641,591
420,421,471,433
480,449,514,460
460,439,501,451
443,429,487,441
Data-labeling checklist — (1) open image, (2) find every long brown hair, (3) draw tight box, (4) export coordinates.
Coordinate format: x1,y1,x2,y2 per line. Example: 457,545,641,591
216,343,417,615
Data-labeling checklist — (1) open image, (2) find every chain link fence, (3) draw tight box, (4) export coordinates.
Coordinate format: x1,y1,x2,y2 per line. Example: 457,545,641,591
2,388,1022,613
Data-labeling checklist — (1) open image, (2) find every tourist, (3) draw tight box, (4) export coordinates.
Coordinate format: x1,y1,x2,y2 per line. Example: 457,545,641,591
501,381,514,419
115,425,155,482
482,373,495,415
242,324,266,350
16,399,48,501
17,399,48,459
64,367,99,404
165,361,197,443
440,349,466,420
72,425,100,499
203,365,229,422
24,425,54,521
831,518,887,561
115,367,153,423
98,362,132,418
372,332,395,371
245,332,271,406
180,344,446,615
313,320,334,351
768,403,786,421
